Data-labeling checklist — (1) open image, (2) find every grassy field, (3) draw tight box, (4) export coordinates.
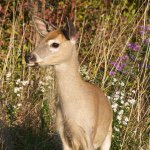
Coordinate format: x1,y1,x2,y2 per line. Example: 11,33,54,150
0,0,149,150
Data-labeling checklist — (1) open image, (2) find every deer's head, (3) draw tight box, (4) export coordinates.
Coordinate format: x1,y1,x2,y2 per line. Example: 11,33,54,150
25,16,78,67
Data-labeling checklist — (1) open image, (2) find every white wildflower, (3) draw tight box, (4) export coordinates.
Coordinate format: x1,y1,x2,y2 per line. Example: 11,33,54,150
114,97,119,101
115,91,120,95
128,92,132,96
114,127,120,132
17,93,21,97
19,87,23,90
118,110,124,115
117,115,122,121
124,117,129,122
16,79,21,85
128,99,136,105
113,109,117,112
120,100,124,104
45,76,53,81
114,94,120,98
22,80,29,86
121,92,125,96
120,96,124,100
112,103,118,112
133,130,137,134
39,81,45,86
17,103,22,107
113,78,117,82
41,88,45,93
112,103,118,109
120,82,125,86
132,90,136,93
14,87,20,93
125,102,129,106
122,121,128,125
111,82,115,85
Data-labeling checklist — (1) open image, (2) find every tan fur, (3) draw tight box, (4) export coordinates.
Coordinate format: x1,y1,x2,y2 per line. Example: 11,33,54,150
28,27,113,150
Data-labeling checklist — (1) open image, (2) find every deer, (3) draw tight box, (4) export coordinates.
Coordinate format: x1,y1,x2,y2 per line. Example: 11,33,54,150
25,16,113,150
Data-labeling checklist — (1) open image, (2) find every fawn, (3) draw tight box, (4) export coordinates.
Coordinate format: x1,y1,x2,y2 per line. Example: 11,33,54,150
25,16,113,150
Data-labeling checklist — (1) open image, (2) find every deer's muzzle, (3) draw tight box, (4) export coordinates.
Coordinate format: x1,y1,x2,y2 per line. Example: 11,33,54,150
25,53,37,66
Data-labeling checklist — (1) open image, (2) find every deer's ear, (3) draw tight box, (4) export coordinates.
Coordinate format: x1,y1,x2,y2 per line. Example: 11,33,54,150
33,16,56,36
62,18,79,44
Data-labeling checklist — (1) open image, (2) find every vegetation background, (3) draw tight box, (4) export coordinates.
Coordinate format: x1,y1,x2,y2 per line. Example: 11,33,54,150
0,0,149,149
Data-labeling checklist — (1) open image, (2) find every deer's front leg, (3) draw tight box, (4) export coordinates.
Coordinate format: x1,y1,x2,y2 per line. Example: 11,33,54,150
56,106,71,150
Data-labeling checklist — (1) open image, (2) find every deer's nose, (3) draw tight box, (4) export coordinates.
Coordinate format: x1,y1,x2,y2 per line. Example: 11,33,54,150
25,53,36,63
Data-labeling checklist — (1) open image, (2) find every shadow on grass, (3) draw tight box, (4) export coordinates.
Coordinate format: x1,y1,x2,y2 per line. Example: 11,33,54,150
0,121,62,150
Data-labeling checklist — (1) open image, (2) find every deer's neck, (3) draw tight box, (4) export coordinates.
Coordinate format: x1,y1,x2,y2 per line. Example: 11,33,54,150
54,52,83,102
55,58,82,86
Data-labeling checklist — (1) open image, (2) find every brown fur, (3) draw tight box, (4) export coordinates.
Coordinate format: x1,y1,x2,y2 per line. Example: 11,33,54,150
44,30,66,42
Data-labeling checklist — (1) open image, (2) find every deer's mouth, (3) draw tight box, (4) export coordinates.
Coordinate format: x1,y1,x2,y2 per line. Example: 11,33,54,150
27,62,38,67
25,54,37,66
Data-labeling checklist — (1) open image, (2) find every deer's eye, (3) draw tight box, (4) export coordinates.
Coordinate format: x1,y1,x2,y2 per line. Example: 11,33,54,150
51,43,59,48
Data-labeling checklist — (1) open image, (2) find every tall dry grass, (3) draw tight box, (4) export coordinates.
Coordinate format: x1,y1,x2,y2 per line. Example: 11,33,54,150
0,0,149,149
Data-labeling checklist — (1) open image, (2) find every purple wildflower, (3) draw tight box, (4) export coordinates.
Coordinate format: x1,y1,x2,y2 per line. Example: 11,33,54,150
139,26,150,35
109,54,129,75
144,38,150,44
127,43,132,49
127,43,140,51
115,63,126,71
111,61,117,67
109,71,116,76
120,55,129,60
132,44,140,51
111,55,128,66
139,30,145,35
139,25,150,31
111,60,126,71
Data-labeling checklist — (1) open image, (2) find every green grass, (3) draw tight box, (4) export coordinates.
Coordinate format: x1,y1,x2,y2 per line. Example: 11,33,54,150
0,0,149,149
